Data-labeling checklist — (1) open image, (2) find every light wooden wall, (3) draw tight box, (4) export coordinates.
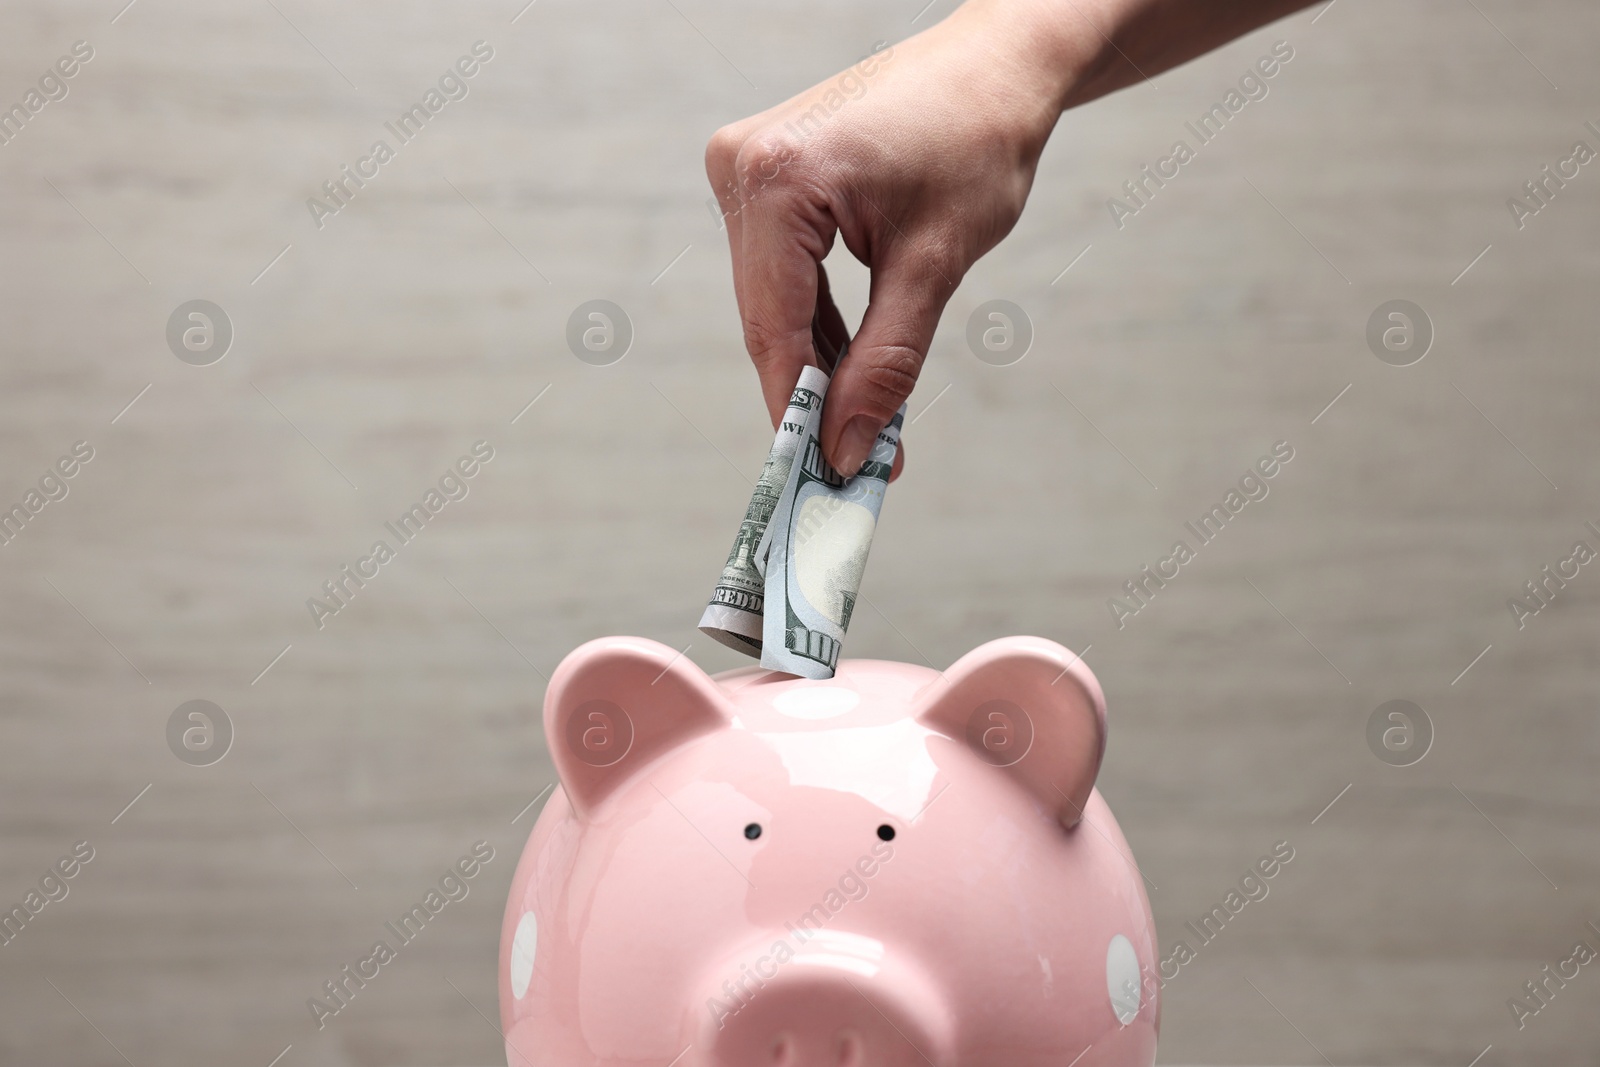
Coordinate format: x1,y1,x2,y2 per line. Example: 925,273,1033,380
0,1,1596,1063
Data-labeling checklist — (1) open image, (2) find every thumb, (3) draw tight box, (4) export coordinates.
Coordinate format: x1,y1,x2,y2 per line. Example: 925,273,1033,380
822,252,953,475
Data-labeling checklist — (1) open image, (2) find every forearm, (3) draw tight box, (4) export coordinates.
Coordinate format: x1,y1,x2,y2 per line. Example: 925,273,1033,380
951,0,1316,114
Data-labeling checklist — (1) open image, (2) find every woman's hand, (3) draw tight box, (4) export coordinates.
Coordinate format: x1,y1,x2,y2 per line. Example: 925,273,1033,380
705,0,1314,476
704,2,1079,476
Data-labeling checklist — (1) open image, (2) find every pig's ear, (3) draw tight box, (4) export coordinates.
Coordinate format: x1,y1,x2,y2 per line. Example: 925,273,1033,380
543,637,732,820
914,636,1106,830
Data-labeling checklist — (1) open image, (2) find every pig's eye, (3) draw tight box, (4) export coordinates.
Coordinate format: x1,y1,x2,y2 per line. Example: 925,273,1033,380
743,823,762,840
877,824,895,841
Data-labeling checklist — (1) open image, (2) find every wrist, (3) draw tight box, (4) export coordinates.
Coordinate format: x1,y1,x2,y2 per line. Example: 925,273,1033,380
949,0,1117,115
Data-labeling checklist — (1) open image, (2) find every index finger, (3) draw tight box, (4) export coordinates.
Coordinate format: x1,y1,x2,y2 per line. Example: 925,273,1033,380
735,181,837,427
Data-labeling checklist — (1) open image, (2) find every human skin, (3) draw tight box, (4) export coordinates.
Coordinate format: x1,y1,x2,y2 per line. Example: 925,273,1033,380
706,0,1316,478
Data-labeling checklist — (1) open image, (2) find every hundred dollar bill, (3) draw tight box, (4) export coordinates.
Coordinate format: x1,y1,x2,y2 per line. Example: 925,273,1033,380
698,366,829,655
760,394,905,679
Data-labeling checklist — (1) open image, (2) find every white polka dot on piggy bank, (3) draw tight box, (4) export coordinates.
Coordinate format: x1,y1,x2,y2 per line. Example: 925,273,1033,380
1107,933,1142,1025
509,912,537,1000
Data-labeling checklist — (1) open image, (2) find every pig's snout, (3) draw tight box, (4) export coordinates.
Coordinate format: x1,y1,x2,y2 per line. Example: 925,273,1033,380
699,933,953,1067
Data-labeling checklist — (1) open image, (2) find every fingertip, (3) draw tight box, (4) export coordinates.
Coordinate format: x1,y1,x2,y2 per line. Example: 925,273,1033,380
819,346,918,470
826,412,884,478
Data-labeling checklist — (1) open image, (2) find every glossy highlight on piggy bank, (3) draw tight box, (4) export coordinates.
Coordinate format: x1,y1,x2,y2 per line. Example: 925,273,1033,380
499,635,1159,1066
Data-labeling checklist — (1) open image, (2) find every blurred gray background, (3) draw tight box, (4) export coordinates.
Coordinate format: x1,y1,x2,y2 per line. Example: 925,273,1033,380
2,0,1597,1063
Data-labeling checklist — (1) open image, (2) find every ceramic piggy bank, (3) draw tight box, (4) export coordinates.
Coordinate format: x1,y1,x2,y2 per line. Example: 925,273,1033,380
499,635,1158,1067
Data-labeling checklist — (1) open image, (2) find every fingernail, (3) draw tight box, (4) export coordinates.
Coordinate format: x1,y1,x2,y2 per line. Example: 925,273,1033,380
833,414,881,475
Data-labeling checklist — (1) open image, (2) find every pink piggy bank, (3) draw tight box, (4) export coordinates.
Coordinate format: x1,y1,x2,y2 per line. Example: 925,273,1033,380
499,635,1158,1067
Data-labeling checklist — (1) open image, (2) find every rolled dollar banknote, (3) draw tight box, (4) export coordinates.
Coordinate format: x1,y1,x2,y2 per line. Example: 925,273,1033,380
760,391,905,679
697,366,828,655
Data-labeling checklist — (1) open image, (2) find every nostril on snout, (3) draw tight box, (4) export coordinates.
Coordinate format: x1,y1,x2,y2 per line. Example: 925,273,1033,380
835,1028,863,1067
770,1032,795,1065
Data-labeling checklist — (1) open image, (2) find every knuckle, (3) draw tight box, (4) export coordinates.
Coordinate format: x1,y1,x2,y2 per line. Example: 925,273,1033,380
733,131,803,194
854,346,922,418
742,319,809,369
907,236,968,297
704,123,744,176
